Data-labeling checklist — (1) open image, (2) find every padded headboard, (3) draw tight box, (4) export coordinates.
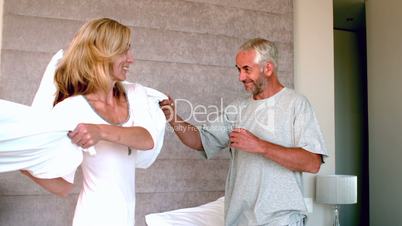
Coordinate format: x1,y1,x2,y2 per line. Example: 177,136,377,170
0,1,294,225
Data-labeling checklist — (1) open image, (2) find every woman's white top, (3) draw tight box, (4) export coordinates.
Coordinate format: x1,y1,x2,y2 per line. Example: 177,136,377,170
60,83,164,226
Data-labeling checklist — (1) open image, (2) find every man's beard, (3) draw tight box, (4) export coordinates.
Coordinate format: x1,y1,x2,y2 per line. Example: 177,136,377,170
245,72,267,96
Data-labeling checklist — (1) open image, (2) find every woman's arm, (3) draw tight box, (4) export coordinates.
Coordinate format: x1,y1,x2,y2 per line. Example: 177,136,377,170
20,170,73,197
67,124,154,150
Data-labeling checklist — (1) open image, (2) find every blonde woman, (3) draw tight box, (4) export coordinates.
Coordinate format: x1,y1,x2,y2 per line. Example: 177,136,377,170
22,18,165,226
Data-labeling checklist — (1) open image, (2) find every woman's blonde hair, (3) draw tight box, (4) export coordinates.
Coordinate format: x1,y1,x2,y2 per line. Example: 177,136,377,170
53,18,131,105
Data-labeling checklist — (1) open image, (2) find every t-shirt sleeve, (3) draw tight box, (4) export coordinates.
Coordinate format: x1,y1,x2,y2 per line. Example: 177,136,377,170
293,96,328,158
199,113,232,159
126,83,166,168
62,170,77,183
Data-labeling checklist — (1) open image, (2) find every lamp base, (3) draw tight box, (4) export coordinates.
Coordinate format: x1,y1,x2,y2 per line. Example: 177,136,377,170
333,205,340,226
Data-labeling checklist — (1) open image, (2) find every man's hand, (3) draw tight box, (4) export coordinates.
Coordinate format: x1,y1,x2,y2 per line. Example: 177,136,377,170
159,96,176,122
229,128,264,154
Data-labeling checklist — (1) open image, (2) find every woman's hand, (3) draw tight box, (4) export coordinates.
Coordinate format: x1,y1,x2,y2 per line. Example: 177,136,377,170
68,123,102,149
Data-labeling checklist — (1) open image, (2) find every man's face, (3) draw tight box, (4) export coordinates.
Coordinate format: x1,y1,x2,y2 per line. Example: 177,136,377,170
235,50,267,96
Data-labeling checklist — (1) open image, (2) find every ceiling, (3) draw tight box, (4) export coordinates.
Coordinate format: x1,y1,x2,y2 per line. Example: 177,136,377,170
333,0,365,31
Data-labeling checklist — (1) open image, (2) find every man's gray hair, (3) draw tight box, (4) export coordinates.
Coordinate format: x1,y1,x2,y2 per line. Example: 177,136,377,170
238,38,278,69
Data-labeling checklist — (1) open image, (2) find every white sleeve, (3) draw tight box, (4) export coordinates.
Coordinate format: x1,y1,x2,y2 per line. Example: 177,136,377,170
125,83,167,168
293,96,328,157
62,170,77,183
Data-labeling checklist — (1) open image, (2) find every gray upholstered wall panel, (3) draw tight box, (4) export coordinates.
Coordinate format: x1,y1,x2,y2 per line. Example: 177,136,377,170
0,0,293,225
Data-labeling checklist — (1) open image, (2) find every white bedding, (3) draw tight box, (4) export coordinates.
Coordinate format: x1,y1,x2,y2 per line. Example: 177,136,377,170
145,197,313,226
0,99,83,180
145,197,224,226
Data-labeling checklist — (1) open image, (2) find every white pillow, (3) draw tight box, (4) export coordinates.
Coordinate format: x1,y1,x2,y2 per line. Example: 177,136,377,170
145,197,224,226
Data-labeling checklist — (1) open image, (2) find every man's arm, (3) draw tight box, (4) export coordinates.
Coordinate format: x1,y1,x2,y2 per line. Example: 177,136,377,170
159,98,203,151
229,128,322,173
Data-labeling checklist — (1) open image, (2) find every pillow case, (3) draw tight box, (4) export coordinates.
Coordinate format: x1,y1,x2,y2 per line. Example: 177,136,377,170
145,197,224,226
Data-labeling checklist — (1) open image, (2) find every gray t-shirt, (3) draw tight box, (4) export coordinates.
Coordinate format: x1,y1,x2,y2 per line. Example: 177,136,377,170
199,88,327,226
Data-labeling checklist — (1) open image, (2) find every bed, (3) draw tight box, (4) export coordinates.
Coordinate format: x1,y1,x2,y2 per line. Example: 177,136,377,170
145,197,313,226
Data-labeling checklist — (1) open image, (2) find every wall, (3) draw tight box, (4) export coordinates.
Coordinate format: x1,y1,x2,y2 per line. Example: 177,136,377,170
366,1,402,225
334,29,367,226
0,0,3,74
294,0,334,225
0,1,294,226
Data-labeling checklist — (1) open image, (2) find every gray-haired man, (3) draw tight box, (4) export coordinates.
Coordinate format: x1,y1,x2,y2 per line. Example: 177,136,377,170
160,38,327,226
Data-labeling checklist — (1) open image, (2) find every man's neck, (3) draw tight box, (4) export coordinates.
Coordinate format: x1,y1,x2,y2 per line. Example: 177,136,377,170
253,83,284,100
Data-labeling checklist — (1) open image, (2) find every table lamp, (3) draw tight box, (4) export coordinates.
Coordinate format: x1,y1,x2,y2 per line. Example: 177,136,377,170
315,175,357,226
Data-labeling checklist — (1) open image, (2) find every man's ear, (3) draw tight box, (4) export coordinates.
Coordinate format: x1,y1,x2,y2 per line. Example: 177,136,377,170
263,61,274,77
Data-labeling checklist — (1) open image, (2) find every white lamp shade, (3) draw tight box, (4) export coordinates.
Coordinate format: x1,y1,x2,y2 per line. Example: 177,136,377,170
316,175,357,205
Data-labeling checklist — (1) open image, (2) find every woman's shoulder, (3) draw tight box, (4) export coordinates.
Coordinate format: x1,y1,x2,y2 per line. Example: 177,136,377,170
123,82,167,100
53,95,85,111
123,82,146,95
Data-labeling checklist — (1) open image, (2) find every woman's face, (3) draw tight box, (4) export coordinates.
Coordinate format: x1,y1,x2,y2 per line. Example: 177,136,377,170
112,47,134,81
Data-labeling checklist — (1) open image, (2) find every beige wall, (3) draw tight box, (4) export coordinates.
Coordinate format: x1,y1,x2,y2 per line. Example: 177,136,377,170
0,0,2,47
366,1,402,225
0,0,3,77
294,1,334,225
